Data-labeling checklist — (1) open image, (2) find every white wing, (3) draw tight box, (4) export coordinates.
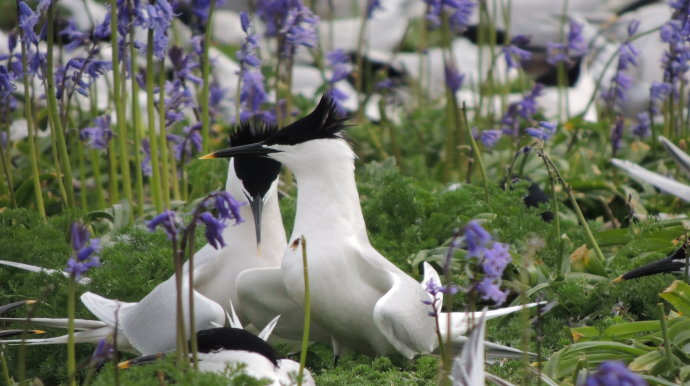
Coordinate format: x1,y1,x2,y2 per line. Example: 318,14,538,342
612,158,690,202
80,292,136,328
0,317,106,330
659,136,690,180
119,276,225,355
452,309,487,386
0,260,91,285
359,247,437,358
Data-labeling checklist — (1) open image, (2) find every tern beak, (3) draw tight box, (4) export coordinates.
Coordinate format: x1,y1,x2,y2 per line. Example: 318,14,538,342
200,141,280,159
613,256,685,283
0,300,37,315
118,352,165,369
0,329,44,338
248,194,264,257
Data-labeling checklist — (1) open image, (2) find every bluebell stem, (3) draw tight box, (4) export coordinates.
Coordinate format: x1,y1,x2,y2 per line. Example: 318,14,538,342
141,138,153,177
525,121,557,141
611,115,625,157
585,361,648,386
479,129,502,149
80,115,113,150
502,34,532,70
632,111,651,139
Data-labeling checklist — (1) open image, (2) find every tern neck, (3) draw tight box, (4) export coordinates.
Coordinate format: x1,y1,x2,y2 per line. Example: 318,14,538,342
283,141,369,243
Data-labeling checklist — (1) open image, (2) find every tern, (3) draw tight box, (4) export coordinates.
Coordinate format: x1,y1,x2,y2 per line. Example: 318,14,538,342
613,244,689,283
118,327,316,386
0,123,287,355
203,95,541,361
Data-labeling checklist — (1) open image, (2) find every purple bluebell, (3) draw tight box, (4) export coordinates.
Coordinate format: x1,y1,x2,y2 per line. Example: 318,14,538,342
522,146,531,154
631,112,651,139
199,212,227,249
367,0,383,19
141,138,153,177
329,87,349,116
208,85,227,116
255,0,292,37
170,123,203,161
192,0,226,23
448,0,475,32
501,84,545,137
502,35,532,69
91,338,115,368
212,191,246,225
67,221,101,280
80,115,113,150
147,209,180,240
650,81,673,114
280,5,320,57
18,2,42,45
169,46,202,84
611,116,624,156
8,31,17,54
239,70,270,122
464,220,492,258
1,132,6,149
476,277,508,305
602,23,640,107
236,12,262,69
547,19,588,66
71,221,90,251
479,130,502,149
585,361,647,386
482,242,512,278
60,19,90,52
375,78,395,92
444,63,464,94
0,66,16,98
326,49,348,66
525,121,557,141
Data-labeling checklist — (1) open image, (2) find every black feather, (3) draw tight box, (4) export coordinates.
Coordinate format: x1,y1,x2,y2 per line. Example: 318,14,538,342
195,327,281,367
264,95,350,146
231,123,283,201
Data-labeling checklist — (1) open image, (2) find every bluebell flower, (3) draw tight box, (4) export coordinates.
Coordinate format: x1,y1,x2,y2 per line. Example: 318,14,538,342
547,19,588,66
192,0,226,23
212,191,246,225
239,70,270,121
18,2,41,45
0,66,16,98
236,12,262,69
631,112,651,139
611,116,624,156
585,361,647,386
60,19,90,52
198,212,227,249
329,87,349,116
375,78,395,92
80,115,113,150
141,138,153,177
650,81,673,114
479,130,502,149
501,84,545,137
424,0,475,31
476,277,509,305
444,63,464,94
502,35,532,70
366,0,383,19
67,221,101,281
464,220,492,258
255,0,292,37
71,221,90,251
147,209,180,240
280,4,319,57
208,85,227,117
525,121,557,141
326,49,348,67
240,11,251,32
170,122,203,161
482,242,512,278
8,31,17,54
168,46,202,84
91,338,114,368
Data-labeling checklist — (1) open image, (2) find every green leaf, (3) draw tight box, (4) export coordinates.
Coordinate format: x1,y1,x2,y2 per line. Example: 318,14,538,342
85,211,115,223
660,280,690,316
629,350,665,371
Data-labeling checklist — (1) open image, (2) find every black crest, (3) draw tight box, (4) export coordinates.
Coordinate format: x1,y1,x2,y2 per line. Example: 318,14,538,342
195,327,281,367
264,95,350,147
231,123,282,200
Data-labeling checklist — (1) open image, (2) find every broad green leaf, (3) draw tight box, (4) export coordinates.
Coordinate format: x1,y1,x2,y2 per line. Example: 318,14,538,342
85,210,115,222
595,229,631,247
568,326,598,342
660,280,690,316
640,374,681,386
613,239,674,260
629,350,665,371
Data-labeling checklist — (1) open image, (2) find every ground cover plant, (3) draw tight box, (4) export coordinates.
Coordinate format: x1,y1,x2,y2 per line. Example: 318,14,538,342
2,0,690,385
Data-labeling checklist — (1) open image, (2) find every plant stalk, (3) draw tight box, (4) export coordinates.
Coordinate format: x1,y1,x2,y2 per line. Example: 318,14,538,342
298,235,310,386
200,0,217,154
146,29,164,213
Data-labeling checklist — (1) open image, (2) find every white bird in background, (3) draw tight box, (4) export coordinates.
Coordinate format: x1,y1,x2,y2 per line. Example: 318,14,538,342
0,124,287,355
118,326,316,386
203,95,540,361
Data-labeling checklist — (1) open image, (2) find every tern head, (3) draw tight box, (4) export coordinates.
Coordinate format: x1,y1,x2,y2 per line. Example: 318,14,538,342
613,244,688,282
229,123,282,253
201,95,351,174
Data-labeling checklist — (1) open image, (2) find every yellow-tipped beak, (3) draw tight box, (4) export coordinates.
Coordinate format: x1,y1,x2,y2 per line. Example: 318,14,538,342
118,361,131,369
199,153,217,160
26,300,37,305
612,276,625,283
30,330,45,335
